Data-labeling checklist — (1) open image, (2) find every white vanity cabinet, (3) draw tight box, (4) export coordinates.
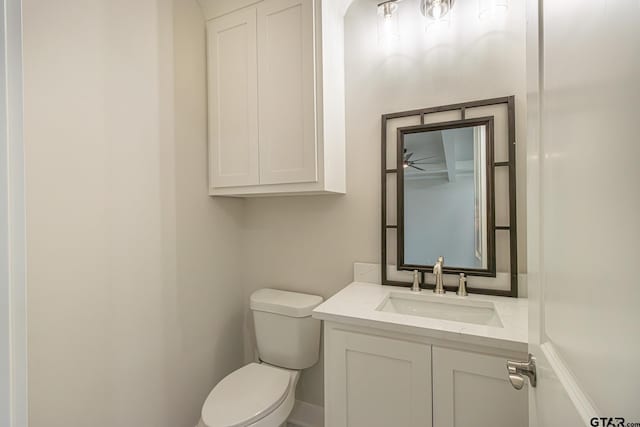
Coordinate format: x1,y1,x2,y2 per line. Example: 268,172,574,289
206,0,346,197
324,322,528,427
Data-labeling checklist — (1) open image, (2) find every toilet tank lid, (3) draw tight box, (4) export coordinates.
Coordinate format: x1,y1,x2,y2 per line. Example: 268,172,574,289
250,288,323,318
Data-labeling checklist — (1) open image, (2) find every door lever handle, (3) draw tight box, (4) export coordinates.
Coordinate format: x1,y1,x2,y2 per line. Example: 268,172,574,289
506,354,537,390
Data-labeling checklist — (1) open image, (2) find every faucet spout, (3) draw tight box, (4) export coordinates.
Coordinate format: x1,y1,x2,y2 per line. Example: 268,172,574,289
433,256,445,294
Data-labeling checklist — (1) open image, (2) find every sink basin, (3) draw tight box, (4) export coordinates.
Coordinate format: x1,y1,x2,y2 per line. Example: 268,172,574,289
376,292,503,327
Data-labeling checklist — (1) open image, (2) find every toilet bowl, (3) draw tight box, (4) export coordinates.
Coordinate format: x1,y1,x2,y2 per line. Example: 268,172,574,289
199,289,323,427
199,363,300,427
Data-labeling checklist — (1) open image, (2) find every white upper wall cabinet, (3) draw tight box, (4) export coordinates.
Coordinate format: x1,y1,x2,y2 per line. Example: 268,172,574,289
206,0,346,196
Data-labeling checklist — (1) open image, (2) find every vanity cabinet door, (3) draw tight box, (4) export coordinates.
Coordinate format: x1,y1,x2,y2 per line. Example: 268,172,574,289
207,8,259,188
432,347,528,427
256,0,318,185
325,329,432,427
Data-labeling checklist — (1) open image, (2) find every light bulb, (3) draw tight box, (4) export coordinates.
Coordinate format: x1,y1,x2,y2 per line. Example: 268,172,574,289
432,2,442,19
420,0,452,20
378,1,398,19
383,2,394,20
421,0,452,33
377,1,400,46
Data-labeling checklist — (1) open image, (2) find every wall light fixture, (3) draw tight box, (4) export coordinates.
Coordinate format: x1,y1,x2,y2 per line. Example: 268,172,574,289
420,0,453,20
377,0,401,44
420,0,453,31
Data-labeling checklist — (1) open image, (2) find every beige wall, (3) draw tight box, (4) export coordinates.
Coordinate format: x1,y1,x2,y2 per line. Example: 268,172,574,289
242,0,528,406
23,1,244,426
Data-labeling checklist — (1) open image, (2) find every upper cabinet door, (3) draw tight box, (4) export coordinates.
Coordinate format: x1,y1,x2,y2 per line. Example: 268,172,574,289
207,9,259,188
257,0,318,185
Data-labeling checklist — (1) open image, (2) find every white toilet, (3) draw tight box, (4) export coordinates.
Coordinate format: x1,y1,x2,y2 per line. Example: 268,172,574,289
199,288,323,427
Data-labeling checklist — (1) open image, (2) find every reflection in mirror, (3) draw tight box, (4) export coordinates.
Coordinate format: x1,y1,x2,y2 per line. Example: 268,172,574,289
399,119,494,272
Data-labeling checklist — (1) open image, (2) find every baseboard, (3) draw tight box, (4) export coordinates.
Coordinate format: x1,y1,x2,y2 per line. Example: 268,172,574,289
287,400,324,427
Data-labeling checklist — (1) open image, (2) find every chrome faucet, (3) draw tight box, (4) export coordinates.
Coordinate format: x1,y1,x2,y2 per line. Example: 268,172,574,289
411,270,421,292
433,256,445,294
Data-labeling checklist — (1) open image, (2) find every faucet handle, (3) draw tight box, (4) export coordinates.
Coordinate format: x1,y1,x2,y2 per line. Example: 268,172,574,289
411,270,421,292
457,273,468,297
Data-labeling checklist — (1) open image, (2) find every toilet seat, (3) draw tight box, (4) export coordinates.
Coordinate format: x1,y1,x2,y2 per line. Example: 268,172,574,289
201,363,293,427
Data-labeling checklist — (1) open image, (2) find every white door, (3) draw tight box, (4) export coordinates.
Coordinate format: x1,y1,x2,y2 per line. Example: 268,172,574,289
432,347,527,427
325,329,432,427
525,0,640,425
207,8,259,188
257,0,317,185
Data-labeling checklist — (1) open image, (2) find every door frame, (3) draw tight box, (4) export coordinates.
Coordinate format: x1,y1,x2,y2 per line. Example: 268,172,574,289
0,0,27,425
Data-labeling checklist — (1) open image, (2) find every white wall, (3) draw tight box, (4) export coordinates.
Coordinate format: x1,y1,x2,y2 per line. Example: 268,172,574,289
242,0,527,406
23,1,245,426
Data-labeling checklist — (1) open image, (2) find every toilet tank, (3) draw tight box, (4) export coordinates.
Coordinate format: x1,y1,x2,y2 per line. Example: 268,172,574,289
250,289,323,370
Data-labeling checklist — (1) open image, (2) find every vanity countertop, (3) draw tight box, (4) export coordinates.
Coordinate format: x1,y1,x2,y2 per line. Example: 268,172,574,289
312,282,528,353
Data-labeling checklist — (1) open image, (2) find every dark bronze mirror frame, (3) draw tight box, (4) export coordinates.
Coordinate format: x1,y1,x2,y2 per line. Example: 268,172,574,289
397,117,496,277
381,96,518,297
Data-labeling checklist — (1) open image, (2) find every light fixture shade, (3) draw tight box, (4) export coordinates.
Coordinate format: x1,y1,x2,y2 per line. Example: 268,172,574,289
478,0,509,20
420,0,453,32
420,0,453,20
377,1,400,45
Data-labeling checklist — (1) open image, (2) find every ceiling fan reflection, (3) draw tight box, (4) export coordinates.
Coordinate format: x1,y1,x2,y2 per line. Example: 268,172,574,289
403,149,438,171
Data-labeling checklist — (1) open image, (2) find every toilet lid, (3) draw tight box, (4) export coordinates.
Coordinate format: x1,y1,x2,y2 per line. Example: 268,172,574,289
202,363,291,427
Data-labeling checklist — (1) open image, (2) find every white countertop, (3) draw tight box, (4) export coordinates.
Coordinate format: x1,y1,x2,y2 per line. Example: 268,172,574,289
312,282,528,353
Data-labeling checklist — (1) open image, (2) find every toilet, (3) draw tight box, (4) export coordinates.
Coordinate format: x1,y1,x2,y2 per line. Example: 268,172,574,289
199,288,323,427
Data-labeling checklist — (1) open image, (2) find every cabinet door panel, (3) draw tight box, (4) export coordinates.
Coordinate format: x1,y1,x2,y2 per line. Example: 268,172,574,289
207,9,259,188
257,0,317,185
326,330,432,427
432,347,528,427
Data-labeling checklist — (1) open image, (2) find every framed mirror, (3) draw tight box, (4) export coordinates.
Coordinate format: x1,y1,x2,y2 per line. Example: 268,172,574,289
381,96,518,297
397,118,496,276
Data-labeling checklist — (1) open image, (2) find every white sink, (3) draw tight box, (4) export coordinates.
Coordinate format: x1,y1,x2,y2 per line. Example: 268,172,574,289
376,292,503,327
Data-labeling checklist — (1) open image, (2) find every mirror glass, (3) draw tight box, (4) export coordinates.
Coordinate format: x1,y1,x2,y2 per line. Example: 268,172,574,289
400,121,492,270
